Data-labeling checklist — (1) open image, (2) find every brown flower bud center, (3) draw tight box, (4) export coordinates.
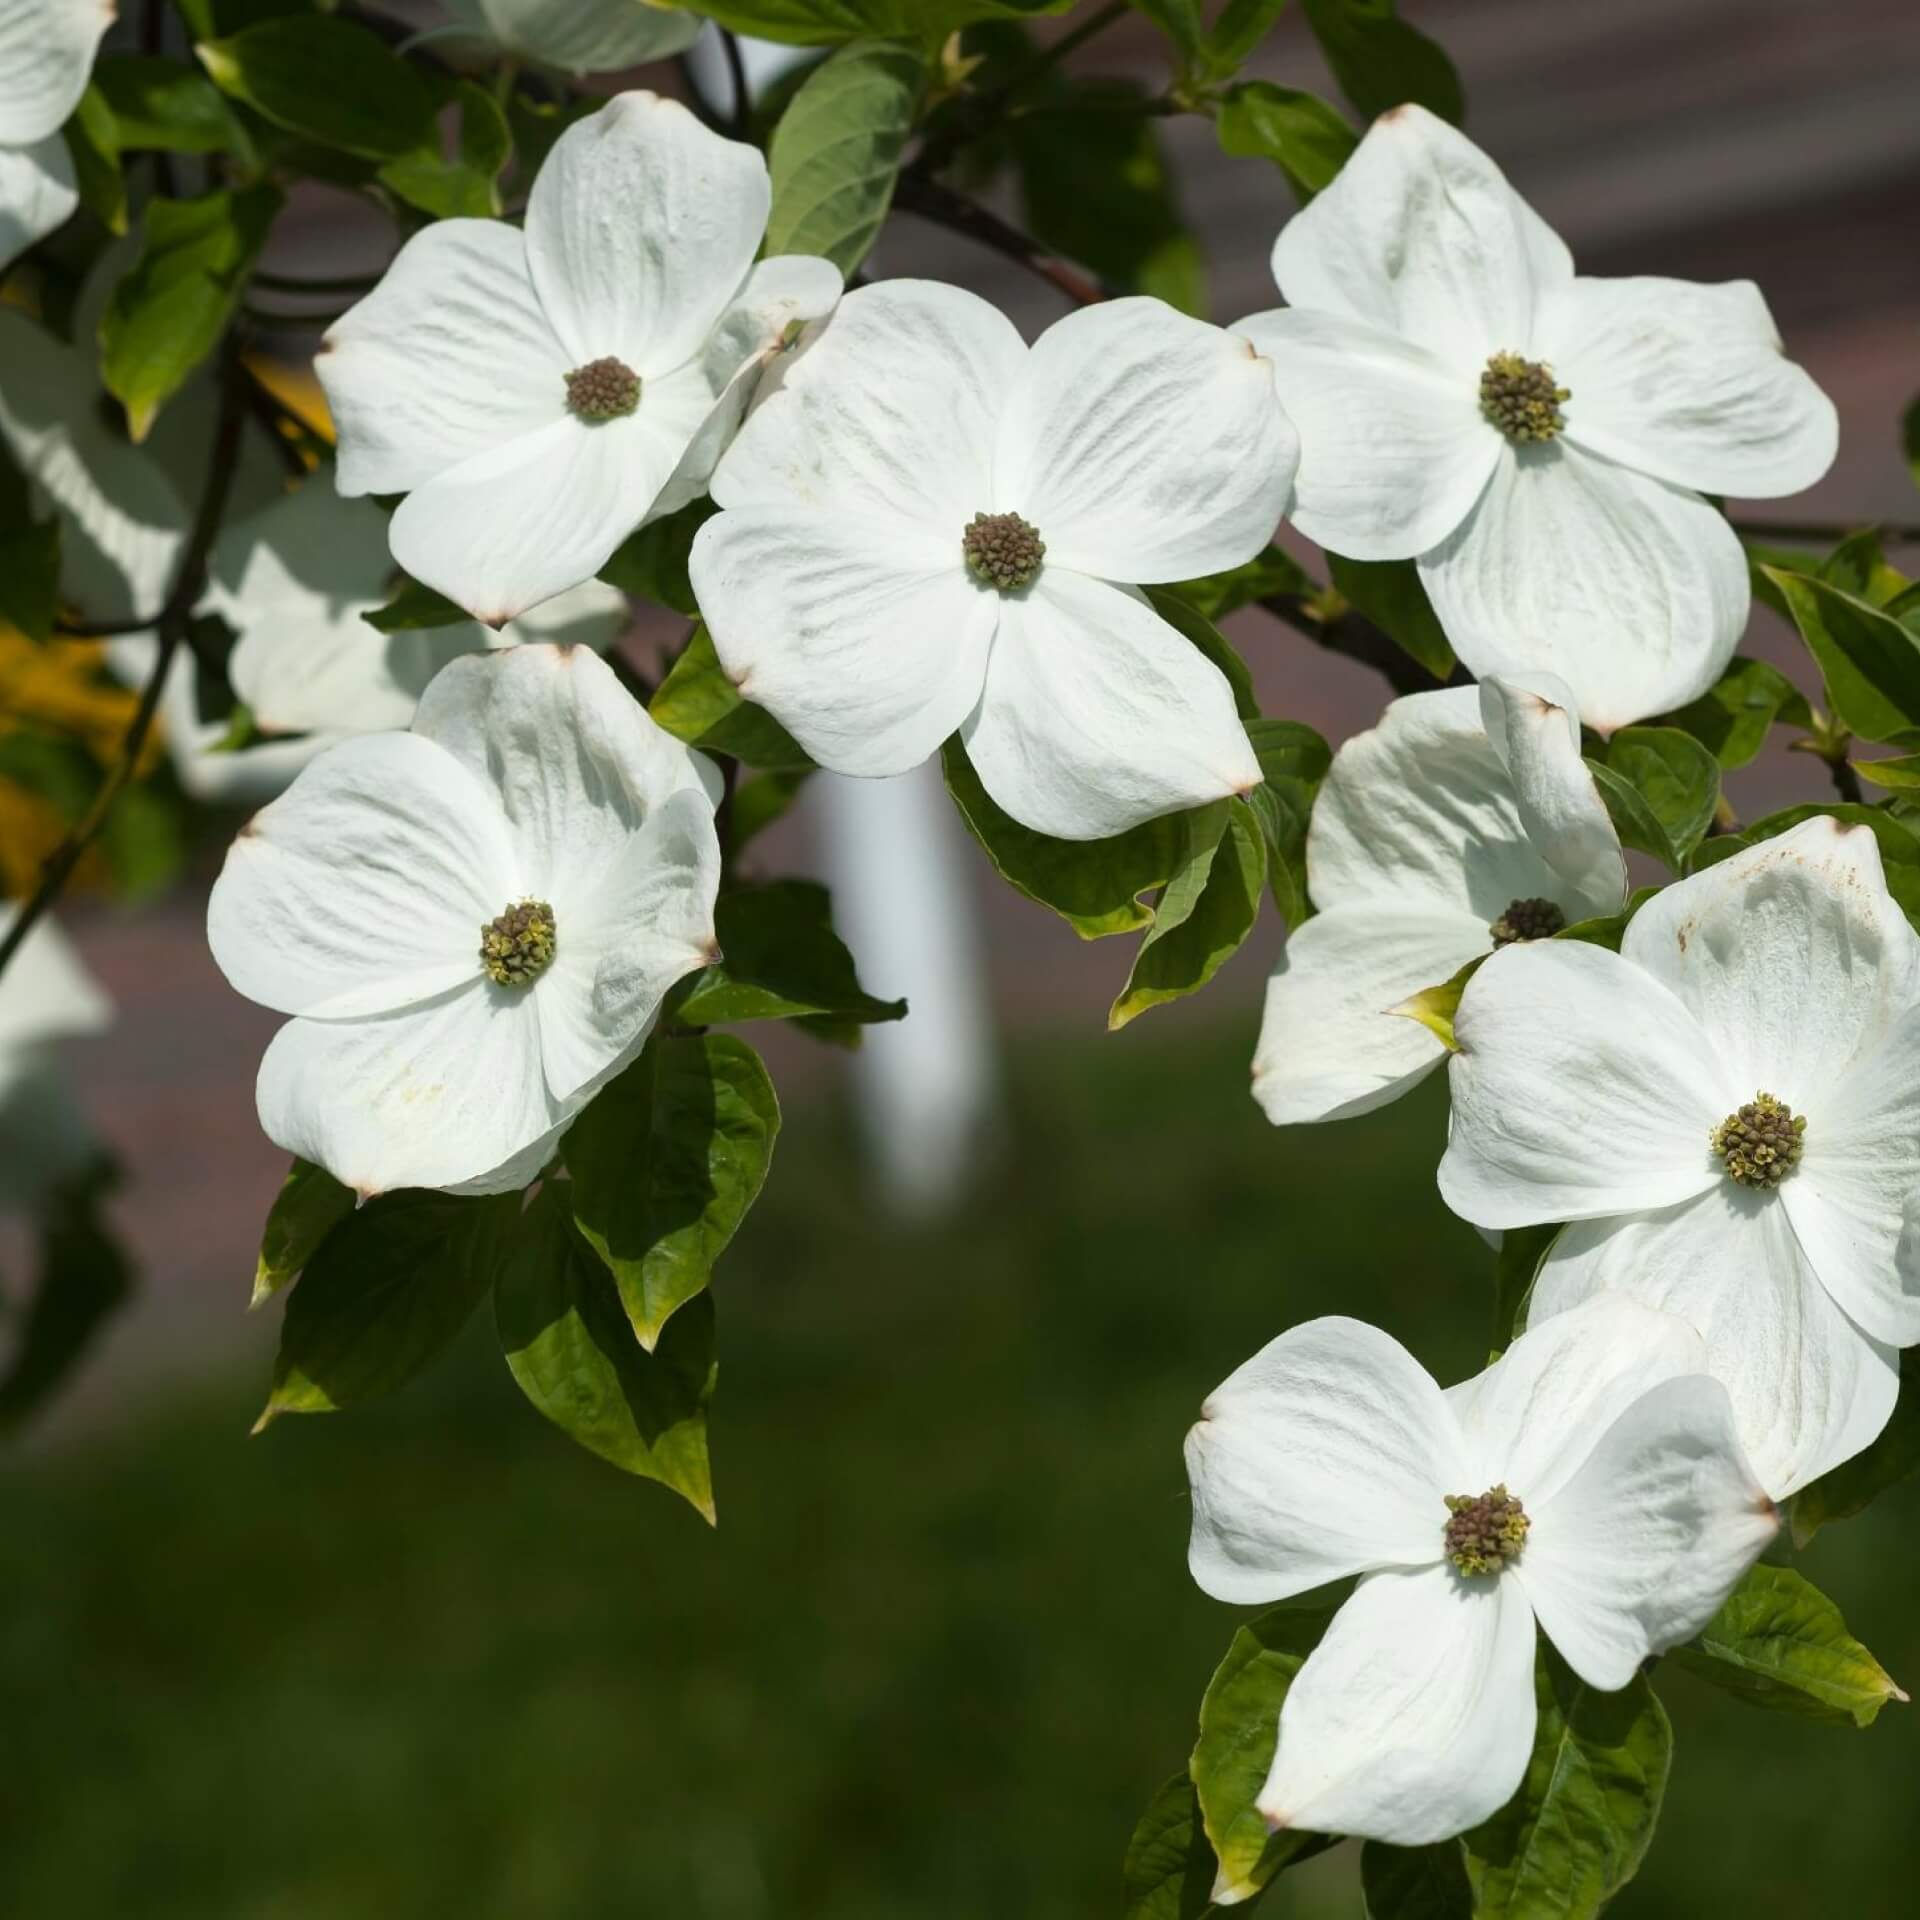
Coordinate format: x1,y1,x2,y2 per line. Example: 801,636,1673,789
1480,352,1569,443
962,511,1045,592
1489,896,1566,947
481,899,557,987
565,356,640,422
1443,1485,1530,1576
1711,1091,1806,1188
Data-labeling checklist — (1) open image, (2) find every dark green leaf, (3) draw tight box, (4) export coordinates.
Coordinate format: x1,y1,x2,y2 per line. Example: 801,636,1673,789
199,19,438,161
1595,725,1721,867
562,1032,779,1348
1171,545,1313,622
1819,527,1908,606
362,573,471,634
1790,1346,1920,1545
1904,394,1920,493
1325,554,1454,681
1763,565,1920,746
1122,1772,1232,1920
99,183,280,441
93,54,249,155
1207,1,1293,78
1655,655,1812,770
379,80,511,220
1190,1600,1343,1901
504,90,601,186
1464,1648,1671,1919
1147,588,1260,720
764,40,923,276
1216,83,1359,202
0,520,60,644
1301,0,1465,125
253,1157,354,1309
695,1,1072,47
598,497,717,616
0,1173,130,1431
1361,1839,1473,1919
495,1183,719,1519
1243,717,1331,928
1670,1564,1905,1727
62,86,126,234
649,623,815,770
676,881,907,1035
256,1188,515,1426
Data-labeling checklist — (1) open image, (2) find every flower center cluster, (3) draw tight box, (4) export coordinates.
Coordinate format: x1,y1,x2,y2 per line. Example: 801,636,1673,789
1443,1485,1530,1576
962,511,1045,592
1711,1091,1806,1188
1489,896,1566,947
1480,352,1569,443
565,356,640,421
480,899,557,987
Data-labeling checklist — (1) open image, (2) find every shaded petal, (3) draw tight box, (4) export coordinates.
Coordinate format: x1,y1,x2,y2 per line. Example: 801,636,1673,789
995,297,1297,583
1270,104,1571,378
1478,673,1625,918
1542,276,1837,499
1252,904,1486,1125
525,91,767,377
535,787,720,1101
1622,815,1920,1109
1420,440,1749,733
1446,1293,1711,1504
206,733,518,1019
0,906,110,1053
1533,1187,1900,1499
1262,1566,1537,1846
962,573,1260,841
1441,940,1734,1228
255,983,561,1197
691,505,991,777
1307,686,1573,918
1233,306,1496,560
0,131,77,273
1523,1375,1776,1691
1185,1316,1465,1604
710,278,1022,533
318,219,568,497
0,0,112,145
470,0,701,70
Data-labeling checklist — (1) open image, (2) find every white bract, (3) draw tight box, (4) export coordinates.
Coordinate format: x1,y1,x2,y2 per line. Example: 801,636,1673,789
1186,1295,1774,1847
1234,105,1836,731
689,281,1296,841
0,0,112,272
1440,817,1920,1497
1253,673,1623,1124
439,0,701,73
206,645,723,1198
317,89,841,625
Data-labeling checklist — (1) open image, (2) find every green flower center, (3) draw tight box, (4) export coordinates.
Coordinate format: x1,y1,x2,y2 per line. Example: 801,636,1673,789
1711,1091,1806,1188
565,356,640,422
480,899,557,987
1489,896,1566,947
962,511,1045,592
1480,352,1569,443
1444,1485,1530,1576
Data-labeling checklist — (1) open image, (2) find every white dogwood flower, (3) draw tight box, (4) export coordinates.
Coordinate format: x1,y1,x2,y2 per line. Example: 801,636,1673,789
439,0,701,74
0,0,113,271
689,281,1295,841
1253,673,1623,1124
1186,1295,1774,1846
1440,816,1920,1497
317,89,841,625
207,645,722,1198
1233,106,1836,731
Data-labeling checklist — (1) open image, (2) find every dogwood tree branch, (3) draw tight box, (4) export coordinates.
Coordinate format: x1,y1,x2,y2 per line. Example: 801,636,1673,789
890,173,1107,308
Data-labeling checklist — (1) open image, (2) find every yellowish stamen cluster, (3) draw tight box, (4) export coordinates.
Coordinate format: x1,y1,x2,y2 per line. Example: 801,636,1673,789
962,511,1045,592
1444,1485,1530,1576
481,899,557,987
1711,1092,1806,1188
1480,352,1569,443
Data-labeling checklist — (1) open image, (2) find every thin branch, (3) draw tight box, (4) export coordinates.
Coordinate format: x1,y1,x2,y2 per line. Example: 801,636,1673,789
1030,0,1130,80
890,173,1106,308
51,611,162,639
0,344,250,983
252,269,385,297
1733,517,1920,546
1829,755,1865,806
1257,594,1450,698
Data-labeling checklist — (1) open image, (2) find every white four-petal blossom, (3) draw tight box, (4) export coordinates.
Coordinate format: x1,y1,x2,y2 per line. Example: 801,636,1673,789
206,645,723,1198
1186,1295,1774,1847
1440,816,1920,1496
317,90,842,625
1253,672,1624,1124
689,280,1296,841
1233,105,1836,731
0,0,111,272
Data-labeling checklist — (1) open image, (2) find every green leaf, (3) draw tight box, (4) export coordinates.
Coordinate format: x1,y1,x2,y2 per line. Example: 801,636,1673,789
252,1157,354,1309
1597,725,1721,866
562,1032,779,1349
0,520,60,644
1243,717,1331,928
99,183,280,441
1670,1564,1906,1727
1851,750,1920,792
379,79,511,220
1147,588,1259,720
1361,1839,1473,1919
1325,553,1454,681
1790,1345,1920,1545
1463,1648,1671,1919
764,40,922,276
1190,1601,1344,1901
1655,655,1812,770
256,1188,515,1427
696,1,1071,48
1122,1773,1234,1920
198,19,438,161
598,497,717,616
62,86,127,234
1763,565,1920,746
1127,0,1204,60
1216,83,1358,202
1206,1,1293,77
1819,527,1909,605
0,1172,131,1431
1388,955,1478,1053
495,1183,719,1519
1301,0,1465,125
1111,799,1263,1028
649,624,815,770
941,736,1201,939
361,573,471,634
93,53,248,155
676,881,907,1036
1171,545,1313,622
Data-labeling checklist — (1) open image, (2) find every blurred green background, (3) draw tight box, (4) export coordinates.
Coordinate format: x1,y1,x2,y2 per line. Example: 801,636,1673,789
2,1021,1914,1918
